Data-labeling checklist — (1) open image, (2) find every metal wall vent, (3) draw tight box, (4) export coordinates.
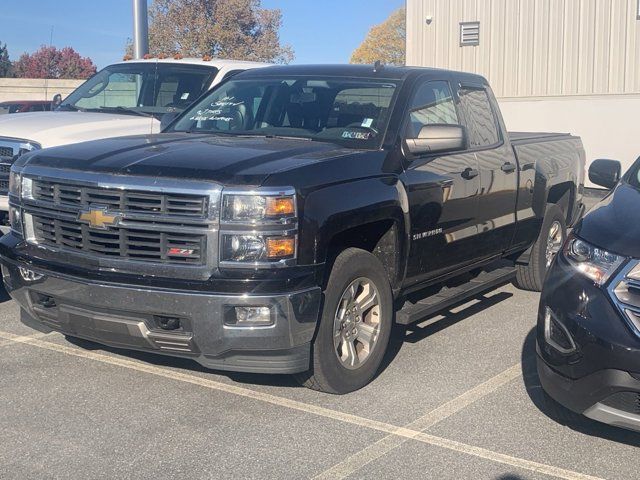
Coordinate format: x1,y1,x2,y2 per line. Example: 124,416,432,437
460,22,480,46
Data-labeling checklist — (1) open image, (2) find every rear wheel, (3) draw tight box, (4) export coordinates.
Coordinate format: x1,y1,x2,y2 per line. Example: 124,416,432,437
514,204,567,292
296,248,393,394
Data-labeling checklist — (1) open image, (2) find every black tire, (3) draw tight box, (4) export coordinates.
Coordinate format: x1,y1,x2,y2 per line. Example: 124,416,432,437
296,248,393,394
514,204,567,292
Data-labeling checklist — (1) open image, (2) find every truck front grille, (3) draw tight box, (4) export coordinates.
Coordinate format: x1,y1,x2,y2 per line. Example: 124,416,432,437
19,169,222,280
33,215,206,265
0,147,13,159
34,180,208,217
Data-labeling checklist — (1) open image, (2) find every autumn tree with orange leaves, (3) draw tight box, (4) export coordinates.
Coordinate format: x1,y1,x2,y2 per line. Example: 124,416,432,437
350,8,406,66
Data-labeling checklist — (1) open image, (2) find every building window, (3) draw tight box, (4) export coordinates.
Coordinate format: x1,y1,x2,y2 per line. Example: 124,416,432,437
637,0,640,19
459,22,480,46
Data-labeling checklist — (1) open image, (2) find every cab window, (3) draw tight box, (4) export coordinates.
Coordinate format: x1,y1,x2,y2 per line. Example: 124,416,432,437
457,87,500,148
406,81,459,138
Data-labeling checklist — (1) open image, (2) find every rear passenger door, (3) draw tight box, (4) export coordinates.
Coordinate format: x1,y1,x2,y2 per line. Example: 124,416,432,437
457,84,518,258
401,78,482,286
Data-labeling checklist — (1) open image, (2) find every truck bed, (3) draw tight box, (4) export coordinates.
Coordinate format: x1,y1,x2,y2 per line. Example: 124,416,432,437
508,131,576,145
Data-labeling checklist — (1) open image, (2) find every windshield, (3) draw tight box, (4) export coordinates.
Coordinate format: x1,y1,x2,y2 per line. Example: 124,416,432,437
171,77,399,149
59,63,218,117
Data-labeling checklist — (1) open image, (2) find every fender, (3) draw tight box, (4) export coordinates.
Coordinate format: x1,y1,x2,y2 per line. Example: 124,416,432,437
298,175,410,287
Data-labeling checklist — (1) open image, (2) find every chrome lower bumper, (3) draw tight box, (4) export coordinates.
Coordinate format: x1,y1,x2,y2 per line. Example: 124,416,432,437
1,258,321,374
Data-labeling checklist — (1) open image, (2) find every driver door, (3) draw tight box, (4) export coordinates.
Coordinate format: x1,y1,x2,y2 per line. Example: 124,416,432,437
400,78,482,287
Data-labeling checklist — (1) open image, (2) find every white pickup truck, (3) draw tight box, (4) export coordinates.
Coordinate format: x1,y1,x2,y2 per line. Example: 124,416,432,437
0,57,268,212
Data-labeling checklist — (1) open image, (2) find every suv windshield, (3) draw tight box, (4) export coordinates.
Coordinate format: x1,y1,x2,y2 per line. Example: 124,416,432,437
59,62,218,117
171,77,399,149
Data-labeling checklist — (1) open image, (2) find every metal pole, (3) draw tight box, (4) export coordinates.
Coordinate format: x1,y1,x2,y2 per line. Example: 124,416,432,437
133,0,149,59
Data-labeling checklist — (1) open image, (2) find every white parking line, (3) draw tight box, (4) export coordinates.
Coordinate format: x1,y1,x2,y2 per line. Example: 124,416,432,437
0,330,603,480
314,364,522,479
0,331,53,348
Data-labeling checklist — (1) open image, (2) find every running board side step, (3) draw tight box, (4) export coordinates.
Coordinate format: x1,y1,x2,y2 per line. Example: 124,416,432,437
395,266,516,325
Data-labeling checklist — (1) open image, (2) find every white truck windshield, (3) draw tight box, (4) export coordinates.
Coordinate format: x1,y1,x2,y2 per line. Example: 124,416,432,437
59,63,218,117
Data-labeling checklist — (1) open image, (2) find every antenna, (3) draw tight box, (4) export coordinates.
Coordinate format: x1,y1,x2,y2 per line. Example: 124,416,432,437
373,60,385,73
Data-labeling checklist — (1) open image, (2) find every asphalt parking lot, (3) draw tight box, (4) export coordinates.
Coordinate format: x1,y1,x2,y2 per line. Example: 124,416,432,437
1,275,639,480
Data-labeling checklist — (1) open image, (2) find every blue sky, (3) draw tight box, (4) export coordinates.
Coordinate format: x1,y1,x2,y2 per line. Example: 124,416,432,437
1,0,405,68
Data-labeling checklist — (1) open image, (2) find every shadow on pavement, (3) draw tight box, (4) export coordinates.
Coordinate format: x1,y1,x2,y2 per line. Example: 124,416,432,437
0,282,11,304
521,328,640,447
64,335,299,389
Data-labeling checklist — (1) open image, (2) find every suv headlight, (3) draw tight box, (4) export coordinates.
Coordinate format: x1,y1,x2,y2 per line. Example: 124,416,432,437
219,188,298,267
564,234,625,285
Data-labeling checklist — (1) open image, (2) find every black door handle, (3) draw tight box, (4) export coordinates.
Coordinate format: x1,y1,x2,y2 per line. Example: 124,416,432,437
461,167,479,180
501,162,517,173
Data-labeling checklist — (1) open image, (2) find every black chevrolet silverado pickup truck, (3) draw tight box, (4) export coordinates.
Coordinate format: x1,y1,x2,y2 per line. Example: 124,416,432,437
0,65,585,393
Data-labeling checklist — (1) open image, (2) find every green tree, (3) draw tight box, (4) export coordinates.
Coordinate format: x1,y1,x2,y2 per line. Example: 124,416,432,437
351,8,406,66
0,42,11,77
140,0,293,64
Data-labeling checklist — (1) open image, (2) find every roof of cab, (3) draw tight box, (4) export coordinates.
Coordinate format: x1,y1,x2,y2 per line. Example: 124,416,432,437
112,57,270,68
235,63,488,84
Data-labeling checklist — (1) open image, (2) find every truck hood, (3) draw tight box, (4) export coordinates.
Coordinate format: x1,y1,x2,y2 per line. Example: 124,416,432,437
0,111,159,148
574,183,640,258
18,133,355,186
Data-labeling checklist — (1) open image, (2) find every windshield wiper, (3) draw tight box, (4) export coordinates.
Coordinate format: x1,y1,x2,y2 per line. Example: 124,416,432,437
57,104,86,112
96,106,155,118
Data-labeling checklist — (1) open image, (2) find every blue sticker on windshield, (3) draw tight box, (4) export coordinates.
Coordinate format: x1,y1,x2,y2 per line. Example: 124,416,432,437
342,130,372,140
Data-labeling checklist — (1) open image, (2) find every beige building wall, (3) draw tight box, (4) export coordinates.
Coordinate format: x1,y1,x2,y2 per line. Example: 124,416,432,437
406,0,640,98
0,78,83,103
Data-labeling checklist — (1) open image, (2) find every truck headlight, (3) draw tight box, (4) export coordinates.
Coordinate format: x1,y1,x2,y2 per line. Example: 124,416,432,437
8,171,32,199
564,234,625,285
9,170,21,197
222,193,296,222
221,234,296,263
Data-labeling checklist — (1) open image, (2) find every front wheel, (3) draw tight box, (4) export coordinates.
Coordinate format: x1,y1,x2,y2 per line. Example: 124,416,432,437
514,204,567,292
296,248,393,394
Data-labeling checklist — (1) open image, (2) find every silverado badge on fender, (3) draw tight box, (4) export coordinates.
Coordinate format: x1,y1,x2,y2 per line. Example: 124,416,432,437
77,208,120,229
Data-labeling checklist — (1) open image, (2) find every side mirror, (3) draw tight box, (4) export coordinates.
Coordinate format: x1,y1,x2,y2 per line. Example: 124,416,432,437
405,124,466,156
160,112,180,131
52,93,62,108
589,159,621,190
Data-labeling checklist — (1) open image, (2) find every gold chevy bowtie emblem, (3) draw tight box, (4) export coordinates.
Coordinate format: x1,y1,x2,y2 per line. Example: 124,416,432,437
77,208,120,229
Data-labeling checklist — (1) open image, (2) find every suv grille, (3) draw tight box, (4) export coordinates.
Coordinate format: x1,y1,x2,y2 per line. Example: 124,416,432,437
34,180,208,217
33,215,206,264
601,392,640,414
0,147,13,159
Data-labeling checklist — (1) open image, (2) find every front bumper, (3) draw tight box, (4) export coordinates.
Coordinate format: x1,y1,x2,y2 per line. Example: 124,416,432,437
1,256,322,374
537,253,640,430
537,356,640,431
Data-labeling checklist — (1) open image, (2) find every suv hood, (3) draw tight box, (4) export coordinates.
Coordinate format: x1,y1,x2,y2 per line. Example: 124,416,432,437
18,133,355,186
0,111,159,148
574,183,640,258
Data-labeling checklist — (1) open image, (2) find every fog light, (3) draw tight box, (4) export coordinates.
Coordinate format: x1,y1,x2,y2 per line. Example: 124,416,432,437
544,307,577,354
225,306,273,327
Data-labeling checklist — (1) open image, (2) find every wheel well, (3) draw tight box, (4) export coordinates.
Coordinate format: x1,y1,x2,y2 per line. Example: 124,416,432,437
324,220,400,289
546,182,574,223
